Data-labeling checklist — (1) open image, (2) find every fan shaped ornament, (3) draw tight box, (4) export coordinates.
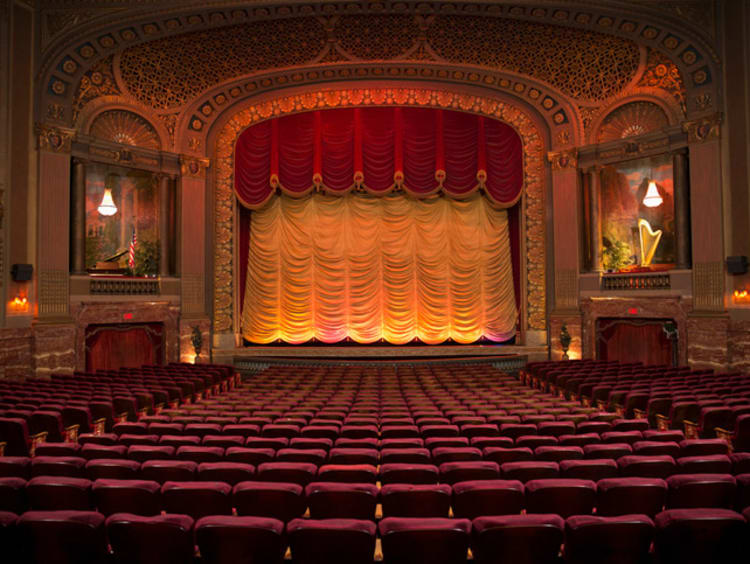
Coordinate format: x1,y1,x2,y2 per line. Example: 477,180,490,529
597,102,670,144
89,110,160,150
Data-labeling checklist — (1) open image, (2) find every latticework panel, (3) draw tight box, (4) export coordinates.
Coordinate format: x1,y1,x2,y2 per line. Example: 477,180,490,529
427,16,641,102
336,14,419,60
119,18,327,109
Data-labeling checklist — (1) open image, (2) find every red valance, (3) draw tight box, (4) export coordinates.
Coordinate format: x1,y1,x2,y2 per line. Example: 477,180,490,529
234,107,523,208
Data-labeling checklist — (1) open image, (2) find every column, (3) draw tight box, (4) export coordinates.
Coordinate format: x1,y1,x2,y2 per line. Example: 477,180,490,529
588,167,602,272
673,151,691,270
158,173,170,277
71,158,86,274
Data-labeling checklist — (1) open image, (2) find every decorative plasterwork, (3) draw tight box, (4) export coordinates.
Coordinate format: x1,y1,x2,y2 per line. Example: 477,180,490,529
637,49,688,115
683,112,721,144
179,63,577,151
547,149,578,171
36,123,75,152
89,109,160,150
596,101,670,144
179,155,210,179
212,85,547,335
41,1,715,136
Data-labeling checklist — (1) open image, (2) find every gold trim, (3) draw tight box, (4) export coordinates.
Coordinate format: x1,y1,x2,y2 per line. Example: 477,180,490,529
547,149,578,171
683,112,721,144
213,86,547,334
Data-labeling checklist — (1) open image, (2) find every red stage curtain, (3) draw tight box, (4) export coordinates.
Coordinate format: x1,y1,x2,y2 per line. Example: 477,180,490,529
234,107,523,208
597,318,674,366
85,323,164,372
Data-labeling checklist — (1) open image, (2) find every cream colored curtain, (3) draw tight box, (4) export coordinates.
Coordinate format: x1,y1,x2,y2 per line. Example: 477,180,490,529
242,192,517,344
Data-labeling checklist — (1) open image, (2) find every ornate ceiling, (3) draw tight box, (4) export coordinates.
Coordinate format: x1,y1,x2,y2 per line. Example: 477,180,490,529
35,1,719,152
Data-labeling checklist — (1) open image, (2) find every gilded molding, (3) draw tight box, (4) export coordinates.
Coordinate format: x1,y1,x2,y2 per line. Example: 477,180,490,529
180,155,210,179
36,123,75,153
547,149,578,171
213,86,547,334
683,112,721,144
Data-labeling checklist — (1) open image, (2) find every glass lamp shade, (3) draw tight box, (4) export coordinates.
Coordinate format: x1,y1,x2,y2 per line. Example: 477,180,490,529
97,188,118,216
642,180,663,208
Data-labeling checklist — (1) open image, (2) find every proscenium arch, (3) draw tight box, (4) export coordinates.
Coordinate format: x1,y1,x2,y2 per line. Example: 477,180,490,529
209,82,549,344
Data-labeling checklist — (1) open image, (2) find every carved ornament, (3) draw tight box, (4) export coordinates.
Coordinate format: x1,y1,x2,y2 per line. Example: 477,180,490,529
36,123,75,153
547,149,578,171
213,86,547,335
180,156,210,179
683,112,721,144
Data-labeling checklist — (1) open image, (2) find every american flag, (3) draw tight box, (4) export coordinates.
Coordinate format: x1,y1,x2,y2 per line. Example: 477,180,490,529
128,227,137,269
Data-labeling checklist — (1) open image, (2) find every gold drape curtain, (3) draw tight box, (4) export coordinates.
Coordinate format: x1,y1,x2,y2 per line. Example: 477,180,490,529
242,192,517,344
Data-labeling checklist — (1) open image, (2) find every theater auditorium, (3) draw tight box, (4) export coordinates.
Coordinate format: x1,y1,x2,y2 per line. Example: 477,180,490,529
1,0,750,562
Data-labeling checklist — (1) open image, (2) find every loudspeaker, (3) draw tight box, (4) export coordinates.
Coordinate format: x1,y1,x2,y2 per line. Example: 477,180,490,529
727,256,748,275
11,264,33,282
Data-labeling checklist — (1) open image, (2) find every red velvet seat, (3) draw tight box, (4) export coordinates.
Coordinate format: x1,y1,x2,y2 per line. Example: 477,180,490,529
559,458,618,480
558,433,601,448
432,446,483,465
380,447,431,464
471,514,564,564
564,514,654,564
601,431,643,445
653,508,747,564
666,474,737,509
534,445,584,462
439,461,500,484
195,515,285,564
596,477,668,517
34,442,80,457
31,456,86,478
161,480,232,519
317,463,378,483
176,445,224,463
197,461,255,485
127,445,175,463
275,448,327,465
482,446,534,465
676,454,733,474
233,481,306,521
525,478,596,518
679,438,729,457
327,447,379,466
224,446,275,466
106,513,195,564
583,443,632,460
380,483,452,518
451,479,524,519
18,510,108,564
379,517,471,564
288,518,376,564
305,482,378,519
379,463,439,485
80,443,128,460
0,477,28,514
92,478,162,516
0,511,19,564
500,461,559,482
26,476,93,511
0,456,31,479
85,458,140,480
618,455,676,479
257,462,318,486
140,459,197,483
632,440,681,458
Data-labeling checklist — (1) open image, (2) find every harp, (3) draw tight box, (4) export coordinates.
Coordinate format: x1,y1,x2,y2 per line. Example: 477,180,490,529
638,219,662,266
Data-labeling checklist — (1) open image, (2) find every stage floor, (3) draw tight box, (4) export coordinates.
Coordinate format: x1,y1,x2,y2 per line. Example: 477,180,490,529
213,344,548,369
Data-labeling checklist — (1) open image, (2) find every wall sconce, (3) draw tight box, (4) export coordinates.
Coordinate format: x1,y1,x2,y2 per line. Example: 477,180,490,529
98,174,119,216
733,290,750,305
9,295,29,313
642,180,663,208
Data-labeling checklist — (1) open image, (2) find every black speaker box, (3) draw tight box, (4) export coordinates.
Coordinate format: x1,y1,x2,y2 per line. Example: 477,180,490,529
727,256,748,275
11,264,33,282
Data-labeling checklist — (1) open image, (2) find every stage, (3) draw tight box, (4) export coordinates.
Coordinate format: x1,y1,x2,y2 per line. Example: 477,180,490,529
213,343,549,374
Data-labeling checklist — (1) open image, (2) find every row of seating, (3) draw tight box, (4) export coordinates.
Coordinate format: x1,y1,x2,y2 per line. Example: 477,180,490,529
2,474,750,520
2,508,749,564
5,452,750,484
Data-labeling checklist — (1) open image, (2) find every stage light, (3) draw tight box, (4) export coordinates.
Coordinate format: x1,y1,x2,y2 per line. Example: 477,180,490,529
642,180,663,208
98,187,118,216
